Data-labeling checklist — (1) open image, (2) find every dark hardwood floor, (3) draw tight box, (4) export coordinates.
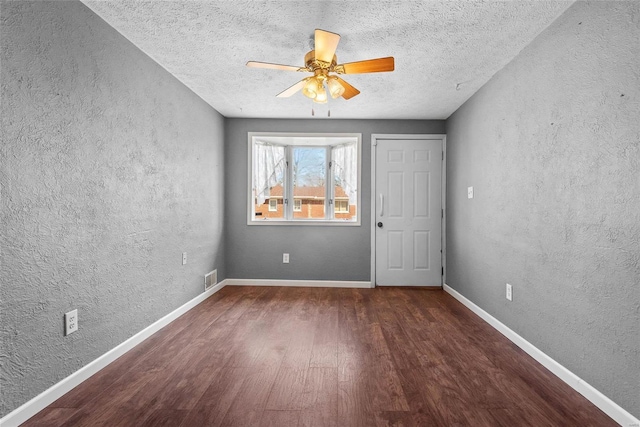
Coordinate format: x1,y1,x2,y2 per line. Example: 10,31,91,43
24,286,616,426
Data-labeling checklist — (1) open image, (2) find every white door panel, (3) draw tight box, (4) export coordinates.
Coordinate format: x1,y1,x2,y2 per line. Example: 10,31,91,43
375,138,442,286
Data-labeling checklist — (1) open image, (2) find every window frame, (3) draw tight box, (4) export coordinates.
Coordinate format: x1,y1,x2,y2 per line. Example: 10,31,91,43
293,198,302,212
268,198,278,212
248,132,361,226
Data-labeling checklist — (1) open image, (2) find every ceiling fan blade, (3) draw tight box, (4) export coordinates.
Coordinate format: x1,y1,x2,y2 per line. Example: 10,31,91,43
246,61,301,72
340,57,395,74
276,78,309,98
315,29,340,64
335,77,360,100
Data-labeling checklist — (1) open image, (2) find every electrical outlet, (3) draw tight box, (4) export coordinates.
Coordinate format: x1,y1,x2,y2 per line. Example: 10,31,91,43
506,283,513,301
283,253,289,263
468,186,474,199
65,309,78,335
182,252,187,265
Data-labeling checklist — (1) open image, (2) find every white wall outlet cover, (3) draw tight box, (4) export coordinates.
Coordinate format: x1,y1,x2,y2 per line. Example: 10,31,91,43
506,283,513,301
283,253,289,263
468,186,474,199
65,309,78,335
182,252,187,265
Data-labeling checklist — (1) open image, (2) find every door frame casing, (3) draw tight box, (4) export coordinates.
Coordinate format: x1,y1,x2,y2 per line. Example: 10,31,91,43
370,134,447,288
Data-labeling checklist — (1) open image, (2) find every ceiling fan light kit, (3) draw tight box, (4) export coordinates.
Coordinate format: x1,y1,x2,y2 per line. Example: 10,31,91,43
327,76,345,99
247,29,394,105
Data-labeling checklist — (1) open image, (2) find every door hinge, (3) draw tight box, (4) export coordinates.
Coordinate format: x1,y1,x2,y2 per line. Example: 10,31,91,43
442,151,444,161
441,267,444,276
441,209,444,218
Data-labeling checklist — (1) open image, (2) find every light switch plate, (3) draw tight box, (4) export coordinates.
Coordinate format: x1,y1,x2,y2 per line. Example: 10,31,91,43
468,186,474,199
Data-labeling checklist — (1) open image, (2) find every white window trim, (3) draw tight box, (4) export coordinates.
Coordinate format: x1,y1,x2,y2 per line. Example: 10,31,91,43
248,132,361,226
293,199,302,212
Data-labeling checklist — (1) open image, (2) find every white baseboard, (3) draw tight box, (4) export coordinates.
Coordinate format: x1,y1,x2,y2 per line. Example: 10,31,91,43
443,284,639,427
0,280,229,427
224,278,372,288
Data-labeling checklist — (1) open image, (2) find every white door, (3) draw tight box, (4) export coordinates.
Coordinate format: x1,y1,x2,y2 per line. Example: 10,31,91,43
374,138,442,286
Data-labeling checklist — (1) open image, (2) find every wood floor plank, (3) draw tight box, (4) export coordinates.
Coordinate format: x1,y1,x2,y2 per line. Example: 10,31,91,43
338,376,377,427
462,408,502,426
178,367,249,427
219,365,281,425
309,289,339,368
80,367,163,412
265,367,308,410
291,287,323,321
363,322,410,412
259,410,301,426
280,320,317,369
153,364,220,410
253,321,296,369
58,405,156,427
138,408,189,427
309,318,338,368
394,367,447,425
23,286,618,427
222,319,269,367
372,292,423,371
18,407,80,427
299,367,338,427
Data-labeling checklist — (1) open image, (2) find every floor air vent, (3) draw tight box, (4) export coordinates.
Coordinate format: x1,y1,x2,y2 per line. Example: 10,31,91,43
204,269,217,291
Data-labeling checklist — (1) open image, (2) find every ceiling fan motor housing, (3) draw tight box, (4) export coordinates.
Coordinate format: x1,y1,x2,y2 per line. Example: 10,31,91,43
304,50,338,73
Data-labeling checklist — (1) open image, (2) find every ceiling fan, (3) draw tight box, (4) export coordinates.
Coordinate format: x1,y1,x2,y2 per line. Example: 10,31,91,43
247,29,394,104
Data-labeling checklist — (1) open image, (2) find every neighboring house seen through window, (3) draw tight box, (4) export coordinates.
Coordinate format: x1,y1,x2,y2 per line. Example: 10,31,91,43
249,133,361,225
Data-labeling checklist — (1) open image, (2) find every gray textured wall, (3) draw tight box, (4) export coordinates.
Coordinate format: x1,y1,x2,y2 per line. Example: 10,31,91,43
225,119,445,281
446,1,639,417
0,1,225,417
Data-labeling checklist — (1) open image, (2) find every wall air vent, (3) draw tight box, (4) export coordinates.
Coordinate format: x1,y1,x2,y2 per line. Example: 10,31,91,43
204,269,217,291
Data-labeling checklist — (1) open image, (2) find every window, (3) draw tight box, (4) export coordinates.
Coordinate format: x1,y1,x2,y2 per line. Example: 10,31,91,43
249,133,361,225
335,200,349,213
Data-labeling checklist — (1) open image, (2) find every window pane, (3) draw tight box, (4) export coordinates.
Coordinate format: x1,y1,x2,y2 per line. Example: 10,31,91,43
253,142,285,219
292,147,326,219
332,142,357,221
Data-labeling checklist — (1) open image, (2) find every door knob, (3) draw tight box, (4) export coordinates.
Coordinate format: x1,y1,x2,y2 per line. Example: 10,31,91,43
377,222,383,228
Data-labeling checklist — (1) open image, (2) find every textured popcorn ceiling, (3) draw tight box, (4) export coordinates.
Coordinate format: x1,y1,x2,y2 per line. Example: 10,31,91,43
81,1,573,119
